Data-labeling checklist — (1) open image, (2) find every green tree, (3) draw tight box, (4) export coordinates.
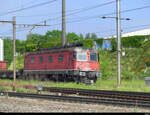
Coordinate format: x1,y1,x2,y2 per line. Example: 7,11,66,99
26,34,42,44
111,38,117,52
95,38,103,49
44,30,62,46
79,33,84,39
91,33,97,39
79,39,94,48
45,30,61,40
85,33,91,39
16,39,26,54
4,38,13,67
67,32,81,45
121,35,150,48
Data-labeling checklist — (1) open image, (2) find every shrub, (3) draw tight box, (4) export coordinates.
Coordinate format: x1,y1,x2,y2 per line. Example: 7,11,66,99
0,87,6,92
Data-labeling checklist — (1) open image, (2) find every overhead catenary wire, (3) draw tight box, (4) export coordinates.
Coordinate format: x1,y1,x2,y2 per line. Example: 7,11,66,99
36,4,150,26
0,0,116,35
4,0,40,13
16,0,115,18
2,3,150,35
1,1,150,38
2,15,150,36
2,22,150,39
2,1,149,26
0,0,59,16
36,0,116,24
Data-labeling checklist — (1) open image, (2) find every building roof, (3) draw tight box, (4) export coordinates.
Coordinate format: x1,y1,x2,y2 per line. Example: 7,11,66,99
104,28,150,39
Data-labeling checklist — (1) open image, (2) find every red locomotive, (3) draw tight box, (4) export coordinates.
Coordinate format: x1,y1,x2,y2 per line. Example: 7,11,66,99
23,44,101,83
0,44,101,83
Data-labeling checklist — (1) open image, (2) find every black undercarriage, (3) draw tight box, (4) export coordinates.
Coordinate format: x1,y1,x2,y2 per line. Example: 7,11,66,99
0,70,101,84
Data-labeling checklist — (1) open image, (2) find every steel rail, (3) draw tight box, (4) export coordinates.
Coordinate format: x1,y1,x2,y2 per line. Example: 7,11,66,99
42,87,150,99
0,92,150,108
43,87,150,96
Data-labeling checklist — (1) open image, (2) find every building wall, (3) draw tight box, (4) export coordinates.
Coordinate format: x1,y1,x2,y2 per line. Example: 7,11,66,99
0,38,4,61
122,28,150,37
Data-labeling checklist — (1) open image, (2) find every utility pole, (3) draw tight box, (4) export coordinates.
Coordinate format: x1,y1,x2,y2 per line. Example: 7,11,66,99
12,16,16,91
62,0,66,46
0,17,16,91
116,0,121,86
101,0,131,86
0,18,50,91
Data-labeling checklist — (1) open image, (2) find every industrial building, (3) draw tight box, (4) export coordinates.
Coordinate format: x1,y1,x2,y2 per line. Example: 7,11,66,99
0,38,7,70
104,28,150,39
0,38,4,61
100,28,150,49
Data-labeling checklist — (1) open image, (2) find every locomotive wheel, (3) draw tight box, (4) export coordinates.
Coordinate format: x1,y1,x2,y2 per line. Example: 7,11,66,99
43,77,49,81
38,74,45,81
80,77,86,83
73,76,80,84
26,74,32,80
94,77,97,83
54,75,59,82
80,77,92,84
20,74,26,80
17,75,23,80
42,75,50,81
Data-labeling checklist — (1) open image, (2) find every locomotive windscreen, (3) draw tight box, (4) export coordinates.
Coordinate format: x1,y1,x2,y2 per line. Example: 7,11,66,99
90,53,98,62
77,52,87,61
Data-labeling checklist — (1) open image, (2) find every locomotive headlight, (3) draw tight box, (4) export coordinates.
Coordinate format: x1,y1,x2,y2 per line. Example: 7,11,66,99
96,72,102,78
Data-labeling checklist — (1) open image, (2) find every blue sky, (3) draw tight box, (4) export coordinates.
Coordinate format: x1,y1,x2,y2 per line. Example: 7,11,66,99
0,0,149,40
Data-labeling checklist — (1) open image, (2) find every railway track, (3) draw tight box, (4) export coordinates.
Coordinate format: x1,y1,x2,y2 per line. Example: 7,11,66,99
1,85,150,108
42,87,150,101
0,91,150,108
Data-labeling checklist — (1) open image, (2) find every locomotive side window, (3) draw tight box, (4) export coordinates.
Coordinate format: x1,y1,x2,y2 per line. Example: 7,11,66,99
39,56,43,63
30,57,35,64
58,55,64,62
48,56,53,62
90,53,98,62
45,56,47,62
77,52,87,61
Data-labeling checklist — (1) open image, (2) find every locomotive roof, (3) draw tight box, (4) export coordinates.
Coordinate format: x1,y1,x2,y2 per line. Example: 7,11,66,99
26,45,97,56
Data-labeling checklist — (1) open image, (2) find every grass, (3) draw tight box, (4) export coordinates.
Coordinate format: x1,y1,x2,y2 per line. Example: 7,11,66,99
2,46,150,93
0,78,150,93
4,47,150,90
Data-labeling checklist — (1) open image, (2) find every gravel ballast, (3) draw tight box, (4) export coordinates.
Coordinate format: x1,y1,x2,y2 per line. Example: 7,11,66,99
0,96,149,112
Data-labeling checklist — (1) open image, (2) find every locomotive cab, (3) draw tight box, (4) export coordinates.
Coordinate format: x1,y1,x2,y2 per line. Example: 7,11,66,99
73,48,101,83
